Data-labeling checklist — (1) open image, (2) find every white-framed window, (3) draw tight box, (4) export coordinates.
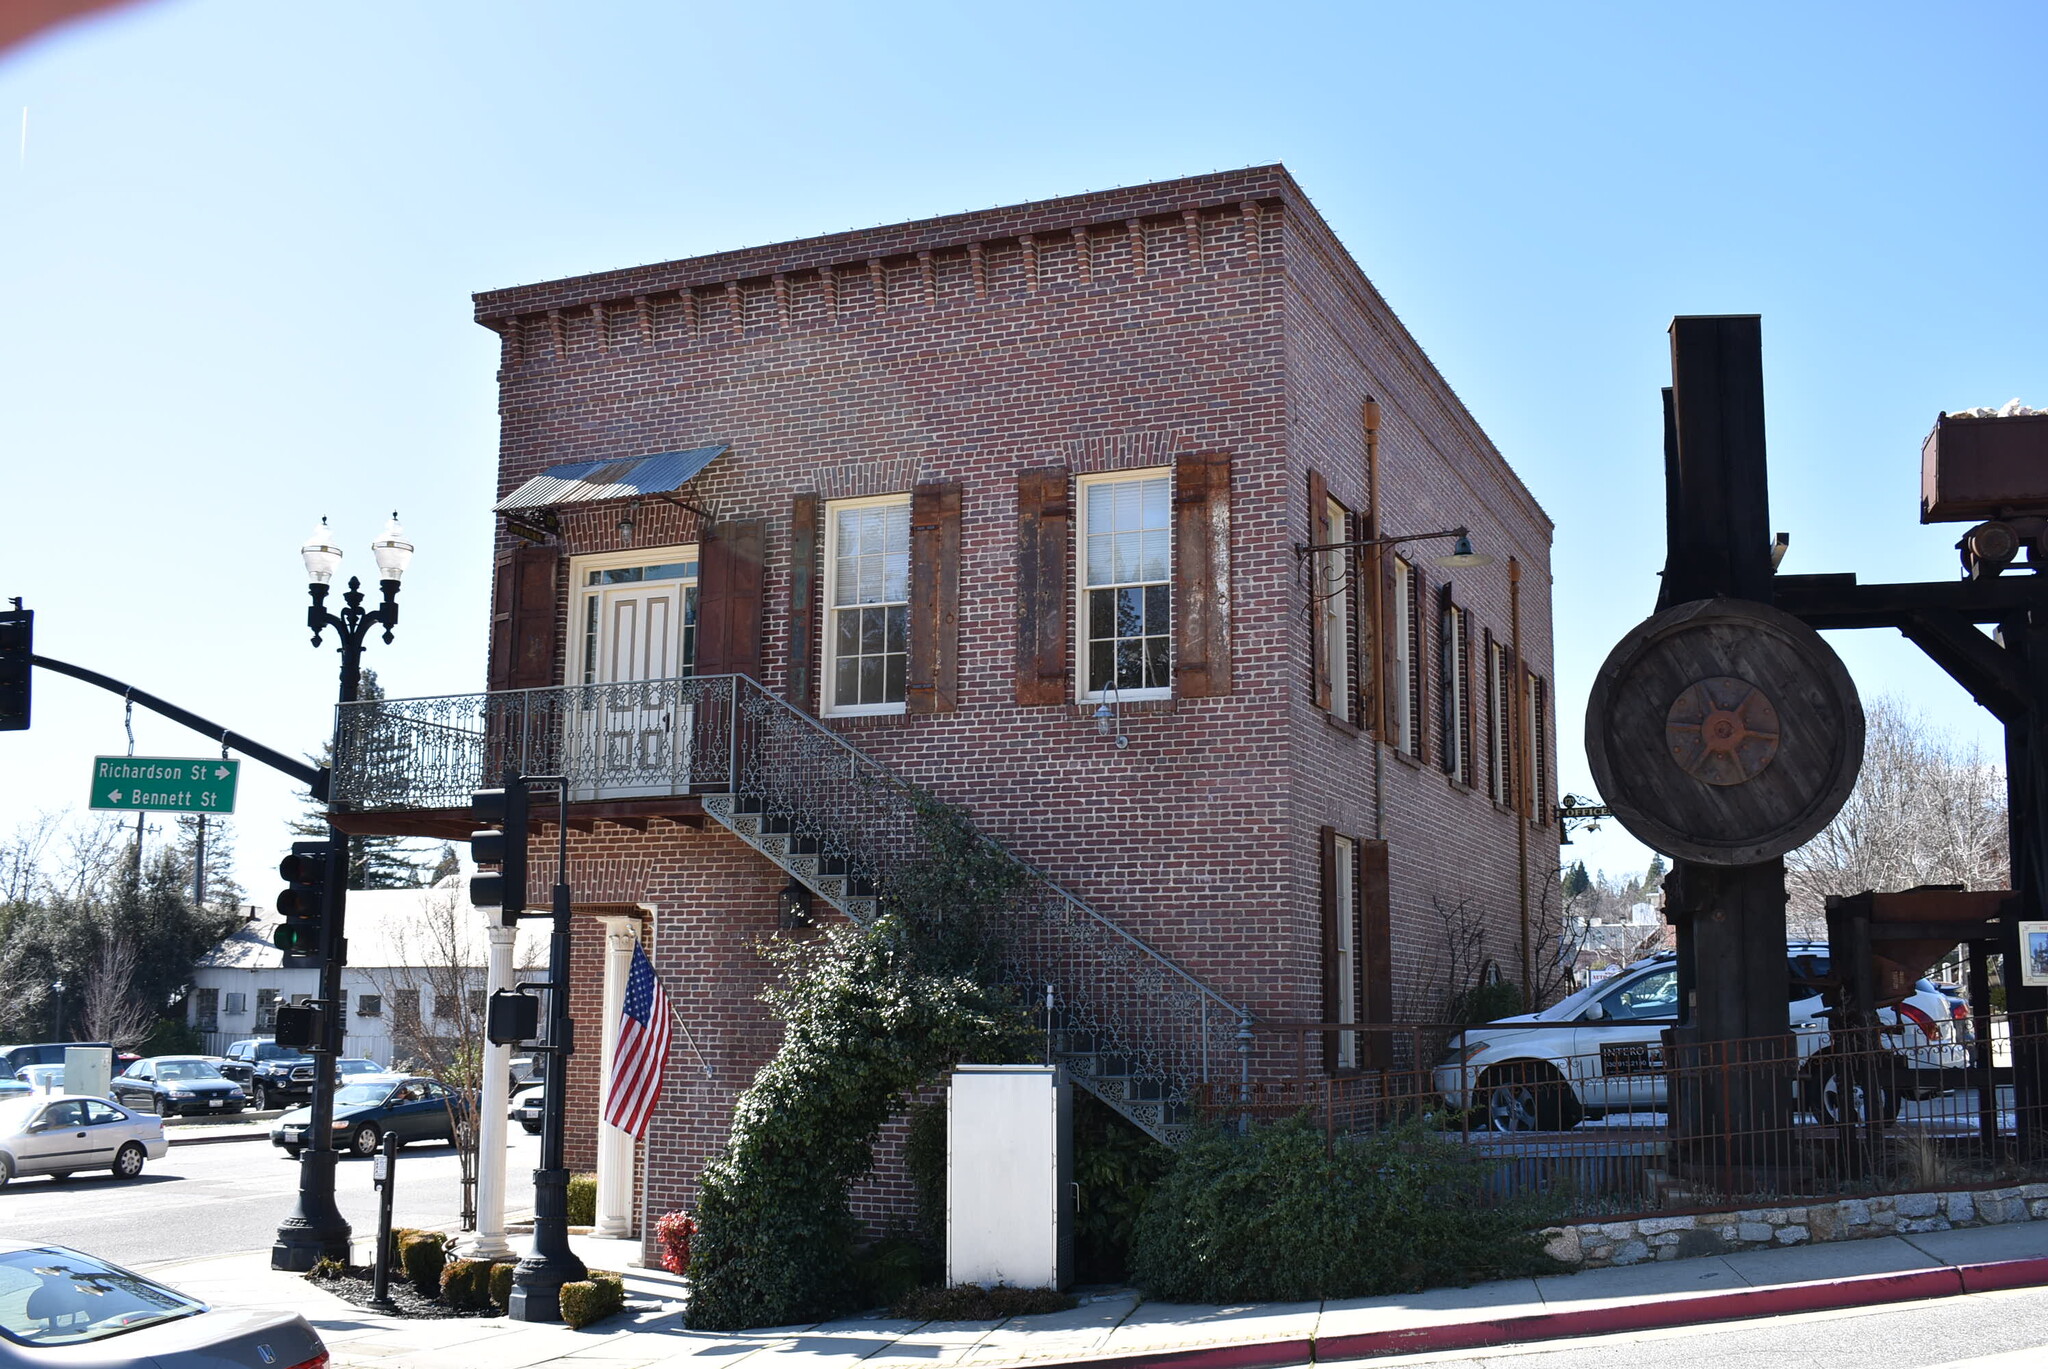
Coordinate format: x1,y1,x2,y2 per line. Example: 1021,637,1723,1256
1319,496,1351,717
1332,833,1358,1070
1440,598,1470,785
823,495,911,715
1488,639,1513,805
1079,470,1173,701
570,547,700,687
1390,558,1420,754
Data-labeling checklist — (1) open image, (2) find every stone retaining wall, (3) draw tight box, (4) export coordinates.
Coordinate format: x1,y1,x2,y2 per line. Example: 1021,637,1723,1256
1543,1184,2048,1268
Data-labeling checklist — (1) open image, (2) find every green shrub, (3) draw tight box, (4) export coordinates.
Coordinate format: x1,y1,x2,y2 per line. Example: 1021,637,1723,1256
488,1261,516,1310
891,1284,1075,1321
141,1017,206,1057
567,1173,597,1227
1130,1115,1563,1303
852,1234,939,1309
1448,978,1525,1025
307,1256,347,1281
398,1231,449,1298
440,1258,492,1310
686,796,1037,1332
560,1272,626,1329
903,1099,947,1247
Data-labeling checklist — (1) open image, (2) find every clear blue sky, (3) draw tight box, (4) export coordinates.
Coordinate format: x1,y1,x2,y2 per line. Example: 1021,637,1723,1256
2,0,2043,899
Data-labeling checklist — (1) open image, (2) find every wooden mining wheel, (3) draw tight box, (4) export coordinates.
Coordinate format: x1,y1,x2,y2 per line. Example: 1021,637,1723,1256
1585,597,1864,865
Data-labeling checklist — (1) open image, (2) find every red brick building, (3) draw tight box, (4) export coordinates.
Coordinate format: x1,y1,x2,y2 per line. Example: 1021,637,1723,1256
334,165,1558,1243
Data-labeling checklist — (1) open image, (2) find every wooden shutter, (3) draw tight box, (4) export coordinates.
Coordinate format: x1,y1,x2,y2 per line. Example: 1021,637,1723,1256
1359,838,1392,1069
908,481,962,714
1015,467,1071,705
696,518,765,679
1307,468,1330,712
1380,553,1401,741
1173,450,1233,698
490,545,561,691
787,494,821,712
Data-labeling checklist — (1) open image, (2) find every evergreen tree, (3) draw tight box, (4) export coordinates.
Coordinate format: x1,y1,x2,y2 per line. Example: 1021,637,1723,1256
172,812,246,910
428,843,461,885
289,669,430,890
1643,854,1667,892
1561,861,1592,902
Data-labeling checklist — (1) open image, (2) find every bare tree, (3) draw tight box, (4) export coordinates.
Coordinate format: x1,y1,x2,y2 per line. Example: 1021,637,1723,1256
369,886,540,1231
76,937,156,1049
1785,696,2007,936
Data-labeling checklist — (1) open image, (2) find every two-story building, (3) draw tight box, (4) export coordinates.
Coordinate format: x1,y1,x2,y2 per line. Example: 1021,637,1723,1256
329,165,1559,1245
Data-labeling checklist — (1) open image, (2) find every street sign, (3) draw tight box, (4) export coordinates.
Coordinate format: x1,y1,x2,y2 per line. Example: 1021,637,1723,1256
89,756,240,813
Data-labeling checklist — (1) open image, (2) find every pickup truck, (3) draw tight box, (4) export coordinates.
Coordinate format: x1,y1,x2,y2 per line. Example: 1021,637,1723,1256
223,1038,315,1110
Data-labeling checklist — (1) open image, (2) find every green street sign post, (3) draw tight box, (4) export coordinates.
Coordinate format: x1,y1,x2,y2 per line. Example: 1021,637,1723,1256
89,756,240,814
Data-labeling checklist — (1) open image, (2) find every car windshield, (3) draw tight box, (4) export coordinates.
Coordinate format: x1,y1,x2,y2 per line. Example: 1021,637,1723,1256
0,1099,39,1133
254,1044,302,1061
0,1247,204,1346
338,1061,378,1074
334,1084,393,1106
153,1062,223,1082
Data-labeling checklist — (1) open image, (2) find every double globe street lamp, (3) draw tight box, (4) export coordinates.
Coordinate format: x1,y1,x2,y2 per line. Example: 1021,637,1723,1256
272,514,415,1273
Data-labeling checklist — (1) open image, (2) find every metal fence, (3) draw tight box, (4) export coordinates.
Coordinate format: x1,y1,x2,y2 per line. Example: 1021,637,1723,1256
331,675,739,809
1201,1012,2048,1220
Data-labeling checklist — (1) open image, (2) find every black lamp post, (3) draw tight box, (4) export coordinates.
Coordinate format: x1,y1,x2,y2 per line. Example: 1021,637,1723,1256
272,514,414,1272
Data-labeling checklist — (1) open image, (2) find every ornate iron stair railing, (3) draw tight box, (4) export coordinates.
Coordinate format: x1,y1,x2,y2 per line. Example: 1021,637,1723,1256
332,673,1251,1143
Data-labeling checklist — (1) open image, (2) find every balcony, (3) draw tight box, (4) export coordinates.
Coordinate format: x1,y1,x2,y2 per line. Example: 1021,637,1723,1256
327,675,737,837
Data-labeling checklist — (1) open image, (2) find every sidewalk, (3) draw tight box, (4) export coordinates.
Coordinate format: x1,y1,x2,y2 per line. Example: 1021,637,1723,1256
148,1220,2048,1369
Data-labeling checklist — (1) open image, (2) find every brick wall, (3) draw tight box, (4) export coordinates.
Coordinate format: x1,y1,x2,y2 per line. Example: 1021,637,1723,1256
474,165,1556,1243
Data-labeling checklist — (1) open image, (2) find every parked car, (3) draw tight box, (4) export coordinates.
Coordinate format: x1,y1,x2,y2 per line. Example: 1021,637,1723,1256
13,1067,64,1096
1435,942,1972,1131
510,1082,544,1135
205,1054,255,1092
0,1096,167,1185
0,1239,325,1365
270,1076,455,1159
222,1040,314,1111
285,1057,385,1092
110,1057,249,1117
0,1043,135,1077
0,1082,28,1104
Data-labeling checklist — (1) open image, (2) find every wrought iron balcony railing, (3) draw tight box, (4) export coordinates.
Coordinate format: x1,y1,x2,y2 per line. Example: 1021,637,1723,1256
331,675,738,809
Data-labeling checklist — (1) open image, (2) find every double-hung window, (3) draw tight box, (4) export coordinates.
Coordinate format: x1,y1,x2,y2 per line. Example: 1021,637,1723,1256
1318,495,1352,718
824,496,911,715
1528,673,1551,822
1389,558,1421,755
1488,639,1513,805
1440,597,1471,785
1080,471,1173,700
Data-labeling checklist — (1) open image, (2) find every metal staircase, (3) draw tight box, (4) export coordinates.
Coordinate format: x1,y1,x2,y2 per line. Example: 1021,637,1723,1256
701,679,1250,1144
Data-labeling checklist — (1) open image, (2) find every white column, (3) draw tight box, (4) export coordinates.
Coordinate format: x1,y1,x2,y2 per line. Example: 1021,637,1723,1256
594,915,640,1238
462,921,519,1261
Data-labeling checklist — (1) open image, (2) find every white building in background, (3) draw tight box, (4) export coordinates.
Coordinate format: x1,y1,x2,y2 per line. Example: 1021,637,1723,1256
186,867,545,1063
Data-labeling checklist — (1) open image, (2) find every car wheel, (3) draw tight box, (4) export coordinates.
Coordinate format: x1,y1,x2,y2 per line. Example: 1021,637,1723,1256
350,1123,381,1158
1482,1063,1584,1132
522,1120,542,1135
50,1171,73,1182
281,1146,302,1159
1806,1059,1901,1126
112,1142,146,1180
252,1084,270,1111
0,1155,11,1187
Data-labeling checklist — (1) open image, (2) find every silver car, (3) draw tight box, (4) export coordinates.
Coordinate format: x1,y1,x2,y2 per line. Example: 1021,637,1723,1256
0,1240,325,1368
0,1097,167,1186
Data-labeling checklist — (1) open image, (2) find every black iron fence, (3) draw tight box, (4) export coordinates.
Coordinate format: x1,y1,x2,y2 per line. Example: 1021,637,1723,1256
1200,1012,2048,1220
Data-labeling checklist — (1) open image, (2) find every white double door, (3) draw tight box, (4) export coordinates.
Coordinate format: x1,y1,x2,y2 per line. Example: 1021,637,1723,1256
576,571,695,799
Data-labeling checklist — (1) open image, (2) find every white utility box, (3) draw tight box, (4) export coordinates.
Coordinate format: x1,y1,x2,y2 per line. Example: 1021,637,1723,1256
64,1046,113,1099
946,1064,1072,1290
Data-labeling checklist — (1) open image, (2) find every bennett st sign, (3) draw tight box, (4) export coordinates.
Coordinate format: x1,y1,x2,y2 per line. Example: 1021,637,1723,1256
90,756,240,813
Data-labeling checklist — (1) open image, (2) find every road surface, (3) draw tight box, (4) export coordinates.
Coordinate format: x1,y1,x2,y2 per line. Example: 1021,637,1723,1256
0,1130,540,1269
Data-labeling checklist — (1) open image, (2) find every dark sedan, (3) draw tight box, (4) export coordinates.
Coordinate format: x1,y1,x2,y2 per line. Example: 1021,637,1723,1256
109,1057,249,1117
270,1075,455,1158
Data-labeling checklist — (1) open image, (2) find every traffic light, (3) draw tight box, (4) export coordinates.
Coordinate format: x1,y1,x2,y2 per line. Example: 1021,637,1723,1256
275,840,330,965
0,603,29,732
469,776,529,923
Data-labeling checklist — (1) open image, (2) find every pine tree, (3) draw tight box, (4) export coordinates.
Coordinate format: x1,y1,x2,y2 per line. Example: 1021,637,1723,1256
1644,854,1667,892
172,812,246,910
290,668,430,890
1561,861,1592,902
429,843,461,885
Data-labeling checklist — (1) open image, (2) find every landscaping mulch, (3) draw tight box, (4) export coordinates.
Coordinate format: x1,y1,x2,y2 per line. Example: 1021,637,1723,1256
306,1267,500,1319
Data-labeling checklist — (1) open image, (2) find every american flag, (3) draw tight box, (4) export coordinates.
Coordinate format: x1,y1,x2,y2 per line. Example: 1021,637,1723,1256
602,942,671,1138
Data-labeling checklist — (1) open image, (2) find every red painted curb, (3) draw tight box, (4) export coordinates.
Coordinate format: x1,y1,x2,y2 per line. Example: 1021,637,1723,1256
1039,1254,2048,1369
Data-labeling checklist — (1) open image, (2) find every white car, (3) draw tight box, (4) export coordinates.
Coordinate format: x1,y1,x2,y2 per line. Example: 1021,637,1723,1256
0,1239,326,1367
1435,945,1971,1131
0,1096,168,1185
510,1083,544,1135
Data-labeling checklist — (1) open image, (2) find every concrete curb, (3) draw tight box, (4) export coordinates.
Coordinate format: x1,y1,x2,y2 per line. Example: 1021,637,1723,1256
1045,1256,2048,1369
167,1128,272,1146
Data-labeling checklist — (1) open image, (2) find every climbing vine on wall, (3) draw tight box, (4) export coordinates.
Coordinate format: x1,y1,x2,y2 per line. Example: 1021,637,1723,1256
686,795,1039,1331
